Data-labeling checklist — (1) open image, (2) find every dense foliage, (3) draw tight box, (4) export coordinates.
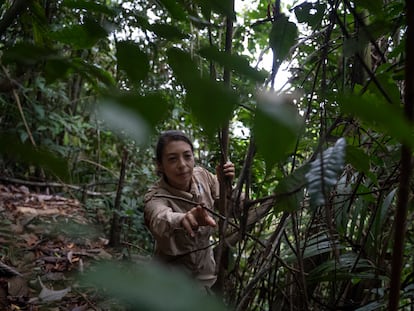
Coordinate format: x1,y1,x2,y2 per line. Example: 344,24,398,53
0,0,413,310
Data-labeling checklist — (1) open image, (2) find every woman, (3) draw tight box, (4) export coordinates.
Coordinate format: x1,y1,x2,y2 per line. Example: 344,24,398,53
144,130,235,288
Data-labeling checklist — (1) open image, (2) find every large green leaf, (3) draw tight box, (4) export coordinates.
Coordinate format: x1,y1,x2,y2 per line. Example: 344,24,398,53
2,43,114,86
372,188,396,244
50,17,108,49
198,46,267,82
307,252,381,284
294,2,326,28
168,48,236,135
72,58,115,87
44,58,72,83
253,92,303,167
353,0,383,14
269,14,298,64
368,64,401,105
167,47,201,87
195,0,235,20
345,145,370,175
116,40,149,83
274,164,309,212
149,23,188,40
98,91,168,144
0,134,69,181
337,91,414,148
305,138,346,207
157,0,187,21
82,261,228,311
184,80,238,135
115,92,168,127
2,43,56,65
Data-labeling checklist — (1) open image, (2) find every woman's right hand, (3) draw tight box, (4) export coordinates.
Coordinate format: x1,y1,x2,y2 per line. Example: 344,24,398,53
181,205,216,237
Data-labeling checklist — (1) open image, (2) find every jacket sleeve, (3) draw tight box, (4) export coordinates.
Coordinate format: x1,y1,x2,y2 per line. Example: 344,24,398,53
144,196,186,240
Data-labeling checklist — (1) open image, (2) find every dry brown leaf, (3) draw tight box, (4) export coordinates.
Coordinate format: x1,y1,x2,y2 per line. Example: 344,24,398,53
38,277,71,302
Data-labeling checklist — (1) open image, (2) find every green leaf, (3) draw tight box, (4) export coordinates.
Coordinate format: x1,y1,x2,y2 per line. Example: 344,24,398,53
185,79,238,136
116,92,168,127
72,59,115,87
307,252,380,284
196,0,235,20
269,14,298,64
167,47,201,87
29,0,49,45
274,164,309,212
167,47,236,134
99,91,168,144
81,261,227,311
149,23,188,40
253,92,303,167
294,2,326,28
2,43,56,65
44,58,72,83
62,0,117,16
337,91,414,148
368,65,401,105
0,134,69,181
50,17,108,49
198,46,266,82
157,0,187,21
116,40,150,83
346,145,370,174
353,0,383,14
373,188,396,240
305,138,346,206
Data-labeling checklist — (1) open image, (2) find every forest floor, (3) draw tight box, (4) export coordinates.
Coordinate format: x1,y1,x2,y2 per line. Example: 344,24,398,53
0,183,129,311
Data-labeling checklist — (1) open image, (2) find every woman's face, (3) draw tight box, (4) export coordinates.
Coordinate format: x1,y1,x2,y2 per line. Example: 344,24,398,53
158,140,195,191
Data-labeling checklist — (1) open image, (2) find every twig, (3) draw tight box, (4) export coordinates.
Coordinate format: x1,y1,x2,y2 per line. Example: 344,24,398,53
72,287,99,311
154,193,269,250
153,193,241,230
1,65,36,147
0,175,115,196
151,194,300,276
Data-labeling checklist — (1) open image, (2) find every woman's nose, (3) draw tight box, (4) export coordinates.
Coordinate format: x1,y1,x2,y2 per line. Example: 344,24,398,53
177,156,185,167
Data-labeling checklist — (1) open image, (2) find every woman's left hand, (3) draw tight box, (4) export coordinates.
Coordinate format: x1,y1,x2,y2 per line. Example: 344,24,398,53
217,161,235,181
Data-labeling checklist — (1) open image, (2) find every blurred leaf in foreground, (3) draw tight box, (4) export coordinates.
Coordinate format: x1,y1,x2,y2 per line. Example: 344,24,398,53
98,91,168,145
253,91,304,168
81,261,228,311
0,134,70,181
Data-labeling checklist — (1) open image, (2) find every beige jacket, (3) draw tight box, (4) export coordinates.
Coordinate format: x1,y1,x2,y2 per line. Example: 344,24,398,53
144,166,219,287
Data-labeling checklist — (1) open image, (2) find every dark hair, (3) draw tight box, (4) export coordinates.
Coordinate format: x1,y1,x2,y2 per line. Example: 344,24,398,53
155,130,194,163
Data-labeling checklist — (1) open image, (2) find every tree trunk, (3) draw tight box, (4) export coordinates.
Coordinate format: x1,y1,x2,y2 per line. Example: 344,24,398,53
388,1,414,309
214,0,235,295
109,148,128,248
